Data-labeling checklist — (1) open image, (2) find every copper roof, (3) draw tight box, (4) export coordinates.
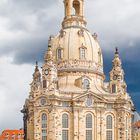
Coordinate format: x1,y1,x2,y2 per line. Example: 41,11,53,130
134,120,140,129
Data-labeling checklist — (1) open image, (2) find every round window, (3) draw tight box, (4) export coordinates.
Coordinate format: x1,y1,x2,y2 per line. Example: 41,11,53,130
40,98,46,106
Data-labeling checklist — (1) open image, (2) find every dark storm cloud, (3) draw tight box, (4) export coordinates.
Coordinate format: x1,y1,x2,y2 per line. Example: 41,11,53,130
0,39,47,64
12,39,47,64
0,0,63,65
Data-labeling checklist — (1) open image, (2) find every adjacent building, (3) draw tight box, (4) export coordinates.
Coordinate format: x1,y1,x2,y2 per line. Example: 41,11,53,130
0,130,24,140
22,0,135,140
133,111,140,140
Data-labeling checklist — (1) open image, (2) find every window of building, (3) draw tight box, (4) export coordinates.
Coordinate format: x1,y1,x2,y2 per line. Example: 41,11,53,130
112,84,116,93
57,48,63,60
62,113,69,140
126,117,128,140
72,0,80,16
80,48,86,59
62,102,69,107
106,115,113,140
83,79,90,89
41,113,47,140
11,134,15,140
86,114,92,140
43,80,47,88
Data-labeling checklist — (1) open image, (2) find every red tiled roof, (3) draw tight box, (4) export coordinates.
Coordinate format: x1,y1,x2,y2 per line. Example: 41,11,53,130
134,120,140,129
0,129,24,139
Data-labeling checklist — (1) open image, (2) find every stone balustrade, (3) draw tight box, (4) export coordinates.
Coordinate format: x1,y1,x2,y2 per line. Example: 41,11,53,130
57,59,103,74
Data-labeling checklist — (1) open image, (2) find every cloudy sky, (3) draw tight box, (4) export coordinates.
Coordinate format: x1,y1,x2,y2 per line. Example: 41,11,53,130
0,0,140,132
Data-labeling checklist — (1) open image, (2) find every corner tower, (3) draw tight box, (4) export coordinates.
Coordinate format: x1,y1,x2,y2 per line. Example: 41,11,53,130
109,48,127,94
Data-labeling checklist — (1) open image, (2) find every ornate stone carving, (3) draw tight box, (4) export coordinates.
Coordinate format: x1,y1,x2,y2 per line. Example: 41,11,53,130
78,28,84,37
57,59,103,74
60,30,66,37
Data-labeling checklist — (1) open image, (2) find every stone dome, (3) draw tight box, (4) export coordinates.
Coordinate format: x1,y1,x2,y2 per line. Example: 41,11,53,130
46,0,104,77
49,26,104,76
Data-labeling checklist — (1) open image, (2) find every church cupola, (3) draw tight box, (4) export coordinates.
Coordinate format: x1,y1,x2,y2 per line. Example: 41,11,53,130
109,48,127,94
42,43,58,91
62,0,87,28
30,61,41,96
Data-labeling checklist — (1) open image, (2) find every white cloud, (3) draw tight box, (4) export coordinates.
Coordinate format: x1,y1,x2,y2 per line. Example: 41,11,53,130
0,57,33,132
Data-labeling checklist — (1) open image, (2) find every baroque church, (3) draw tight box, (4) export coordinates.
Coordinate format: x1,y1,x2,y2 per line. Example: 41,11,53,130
22,0,135,140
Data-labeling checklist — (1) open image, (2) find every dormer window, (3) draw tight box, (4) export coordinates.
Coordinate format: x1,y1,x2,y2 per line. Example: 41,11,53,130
79,45,86,59
83,79,90,89
57,48,63,60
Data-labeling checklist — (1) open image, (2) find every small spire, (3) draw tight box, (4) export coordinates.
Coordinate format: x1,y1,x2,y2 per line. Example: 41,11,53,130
33,61,41,82
35,61,39,72
115,47,119,55
36,61,38,66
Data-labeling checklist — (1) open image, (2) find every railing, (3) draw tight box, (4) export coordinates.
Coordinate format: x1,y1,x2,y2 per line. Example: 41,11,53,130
57,59,103,74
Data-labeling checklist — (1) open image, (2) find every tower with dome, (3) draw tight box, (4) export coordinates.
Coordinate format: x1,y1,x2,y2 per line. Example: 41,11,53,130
22,0,134,140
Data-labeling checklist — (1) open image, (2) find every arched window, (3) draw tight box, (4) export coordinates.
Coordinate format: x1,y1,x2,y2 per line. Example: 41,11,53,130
86,114,92,140
41,113,47,140
106,115,113,140
72,0,80,16
83,79,90,89
80,48,86,59
62,113,69,140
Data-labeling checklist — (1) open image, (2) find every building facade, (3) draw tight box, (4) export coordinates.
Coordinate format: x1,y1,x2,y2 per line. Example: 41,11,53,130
133,120,140,140
0,130,24,140
132,111,140,140
22,0,134,140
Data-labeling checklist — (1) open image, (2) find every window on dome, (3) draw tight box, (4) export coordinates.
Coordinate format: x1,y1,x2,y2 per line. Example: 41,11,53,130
83,79,90,89
41,113,47,140
106,115,113,140
86,114,92,140
62,113,69,140
80,48,86,59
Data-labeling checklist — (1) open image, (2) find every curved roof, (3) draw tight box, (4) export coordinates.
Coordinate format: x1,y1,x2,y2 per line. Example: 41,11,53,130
50,27,104,75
